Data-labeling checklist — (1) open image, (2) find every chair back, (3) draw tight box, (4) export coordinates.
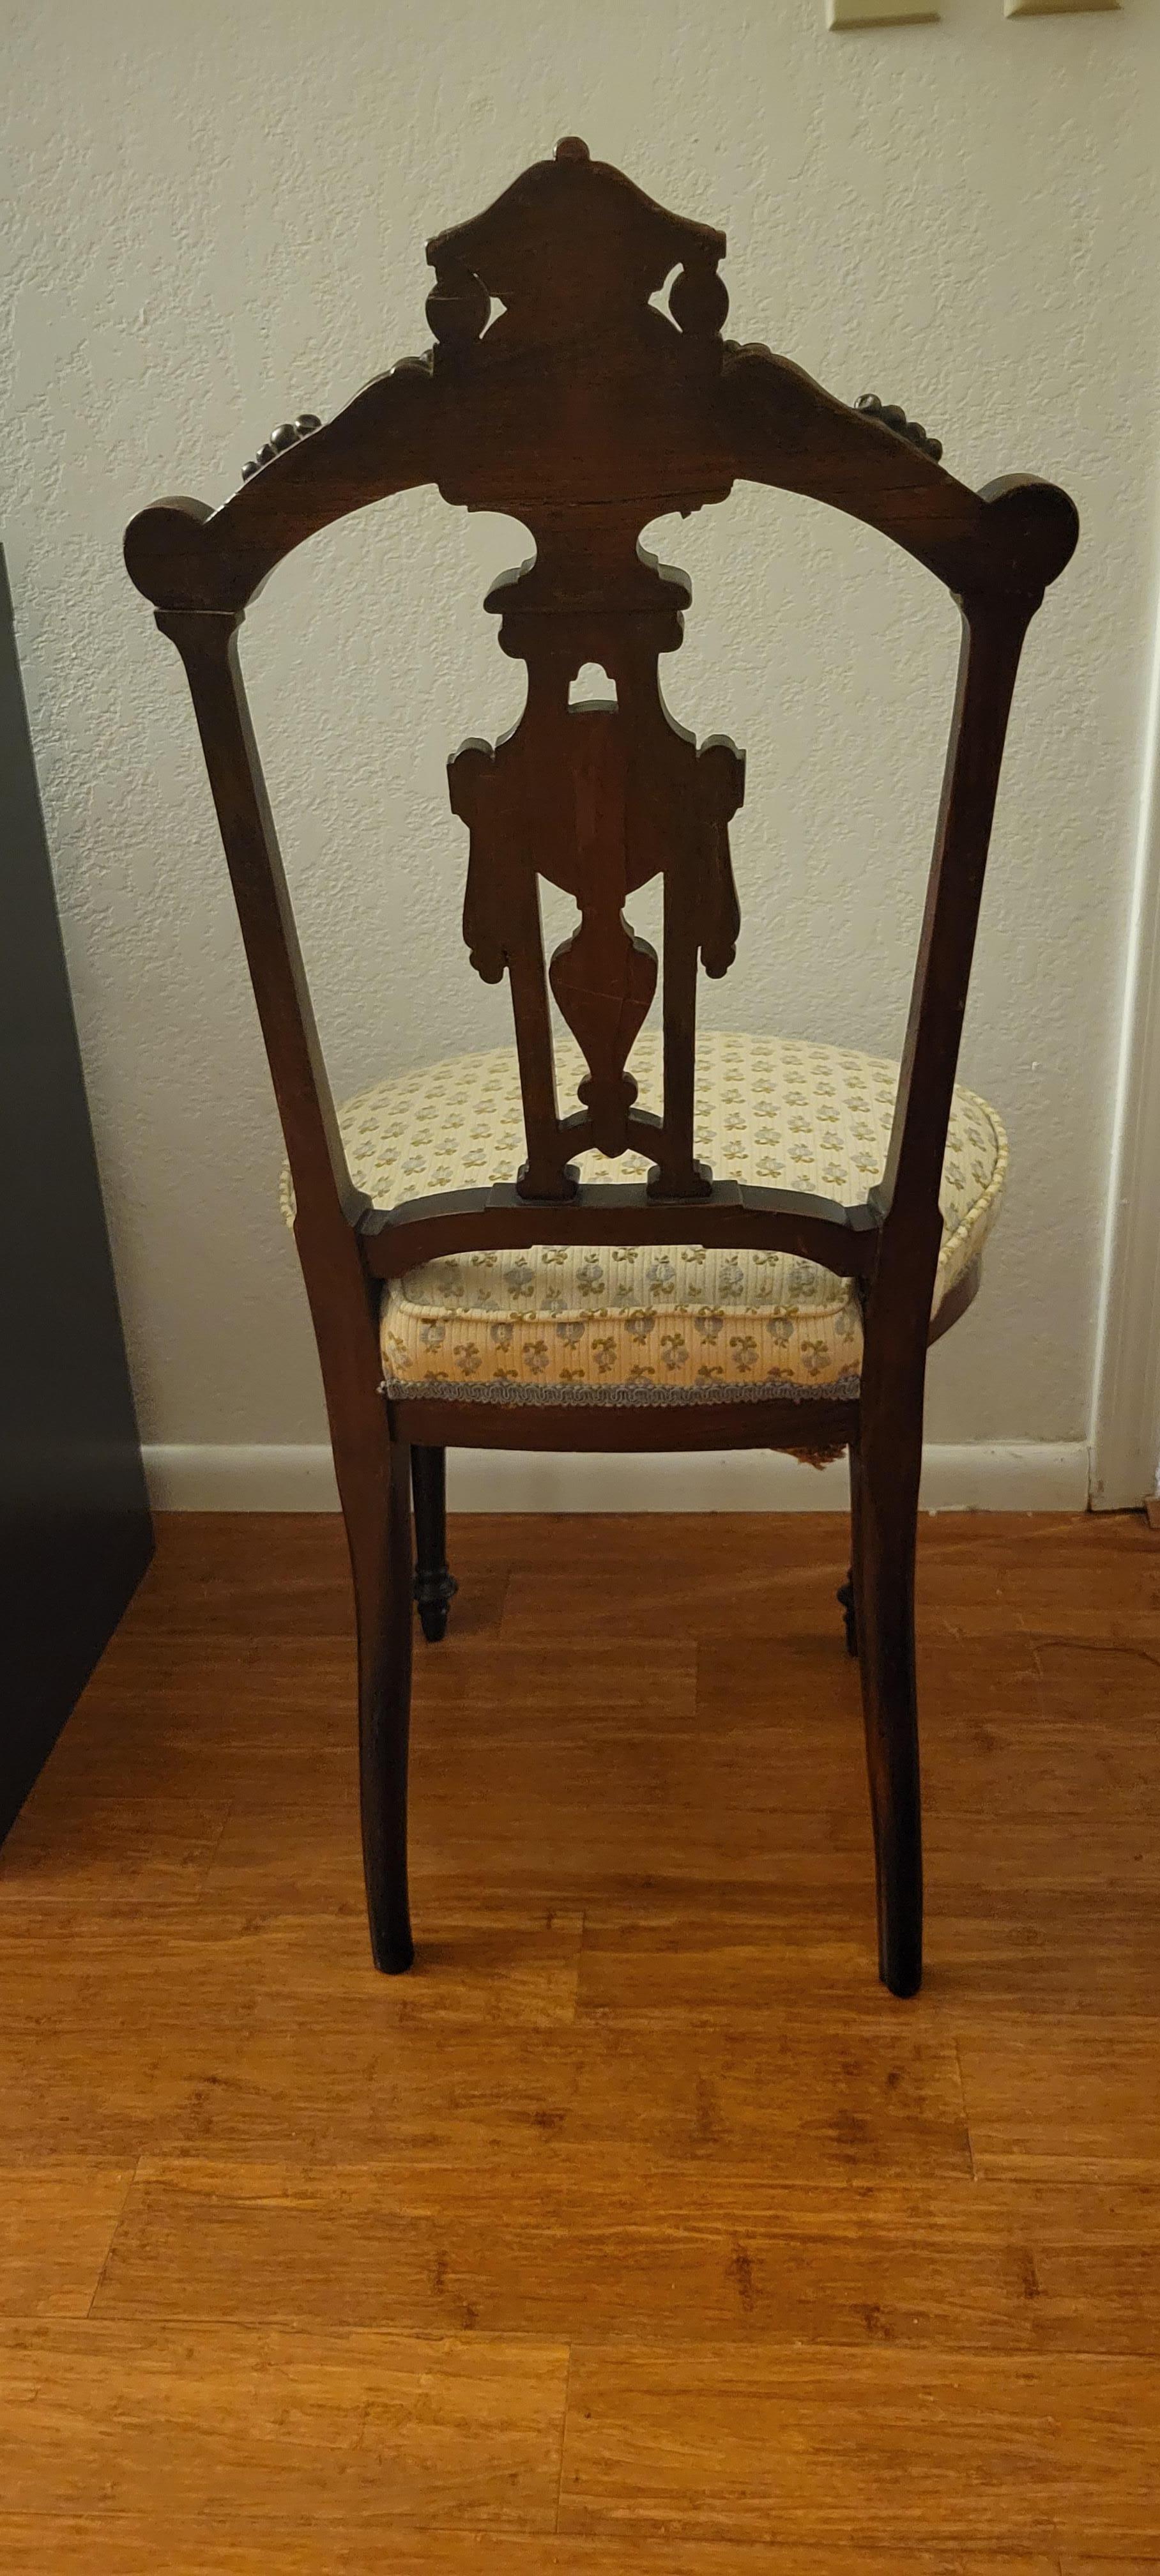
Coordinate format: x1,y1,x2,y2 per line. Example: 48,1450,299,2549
126,140,1076,1331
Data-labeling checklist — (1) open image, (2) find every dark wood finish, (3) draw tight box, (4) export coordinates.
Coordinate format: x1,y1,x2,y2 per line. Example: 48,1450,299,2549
363,1178,878,1285
0,548,153,1845
392,1394,860,1457
125,141,1078,1994
837,1568,858,1659
353,1434,414,1974
411,1446,457,1643
241,411,321,483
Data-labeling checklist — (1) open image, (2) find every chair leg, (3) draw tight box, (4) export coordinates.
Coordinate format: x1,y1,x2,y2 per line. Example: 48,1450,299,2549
839,1430,862,1656
344,1434,415,1974
411,1445,457,1643
850,1422,923,1998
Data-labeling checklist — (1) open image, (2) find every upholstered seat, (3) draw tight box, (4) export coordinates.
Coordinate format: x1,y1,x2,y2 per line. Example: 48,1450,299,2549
282,1031,1006,1407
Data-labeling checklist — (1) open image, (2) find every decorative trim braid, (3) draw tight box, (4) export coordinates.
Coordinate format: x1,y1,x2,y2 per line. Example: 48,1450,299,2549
242,413,322,482
379,1372,862,1408
855,392,943,464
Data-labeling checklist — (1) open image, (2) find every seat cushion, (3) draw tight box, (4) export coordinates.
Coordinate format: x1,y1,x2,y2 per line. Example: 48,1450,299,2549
280,1032,1007,1407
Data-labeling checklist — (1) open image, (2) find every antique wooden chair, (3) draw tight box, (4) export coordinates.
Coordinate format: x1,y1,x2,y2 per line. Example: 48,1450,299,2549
125,141,1076,1996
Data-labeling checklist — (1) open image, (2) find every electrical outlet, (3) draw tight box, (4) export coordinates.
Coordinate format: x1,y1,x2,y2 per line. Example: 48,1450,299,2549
1005,0,1119,14
828,0,938,24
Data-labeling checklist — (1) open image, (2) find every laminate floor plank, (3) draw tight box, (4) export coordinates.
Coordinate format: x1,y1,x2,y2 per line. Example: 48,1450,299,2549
116,1512,511,1643
94,2159,1160,2355
577,1889,1160,2018
0,2320,567,2529
0,1792,233,1908
1062,2561,1160,2573
0,1899,583,2032
558,2343,1160,2548
958,2020,1160,2181
0,2524,1065,2576
0,2165,135,2319
0,1999,970,2170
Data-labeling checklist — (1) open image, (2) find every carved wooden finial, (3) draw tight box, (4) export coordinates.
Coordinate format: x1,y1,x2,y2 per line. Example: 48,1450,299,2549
856,392,943,464
424,263,491,355
425,143,728,374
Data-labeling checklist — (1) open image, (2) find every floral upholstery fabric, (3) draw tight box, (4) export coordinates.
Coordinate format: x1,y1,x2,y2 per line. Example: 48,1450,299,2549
280,1032,1007,1407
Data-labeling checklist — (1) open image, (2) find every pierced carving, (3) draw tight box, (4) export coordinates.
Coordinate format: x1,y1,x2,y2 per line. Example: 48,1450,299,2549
449,530,744,1203
855,392,943,463
242,412,322,481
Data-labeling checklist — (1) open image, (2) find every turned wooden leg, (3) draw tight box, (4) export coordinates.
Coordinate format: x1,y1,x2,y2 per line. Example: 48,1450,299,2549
411,1445,457,1644
342,1433,415,1974
850,1417,923,1998
839,1434,861,1657
837,1568,859,1658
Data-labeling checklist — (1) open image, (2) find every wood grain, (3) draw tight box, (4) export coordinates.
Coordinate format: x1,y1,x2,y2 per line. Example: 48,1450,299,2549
958,2020,1160,2181
0,2320,567,2527
3,1507,1160,2559
560,2343,1160,2547
95,2160,1160,2356
0,2166,133,2319
0,2001,970,2172
0,2527,1065,2576
0,1793,231,1905
0,1899,583,2031
1062,2563,1160,2574
576,1889,1160,2017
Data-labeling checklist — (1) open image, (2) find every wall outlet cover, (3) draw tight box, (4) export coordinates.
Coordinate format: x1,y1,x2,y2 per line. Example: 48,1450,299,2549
1005,0,1119,15
828,0,938,24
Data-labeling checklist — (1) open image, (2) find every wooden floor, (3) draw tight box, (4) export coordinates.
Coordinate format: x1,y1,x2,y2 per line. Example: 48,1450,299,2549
2,1507,1159,2571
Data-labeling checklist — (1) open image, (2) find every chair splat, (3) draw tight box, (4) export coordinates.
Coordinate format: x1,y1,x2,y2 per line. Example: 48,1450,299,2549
448,523,744,1202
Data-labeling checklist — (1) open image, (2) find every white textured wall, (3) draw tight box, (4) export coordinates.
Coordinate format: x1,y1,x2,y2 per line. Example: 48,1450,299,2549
4,0,1158,1451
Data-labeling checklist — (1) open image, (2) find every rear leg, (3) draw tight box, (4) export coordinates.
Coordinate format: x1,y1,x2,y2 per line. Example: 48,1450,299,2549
412,1444,457,1643
837,1568,858,1657
344,1434,415,1973
850,1420,923,1998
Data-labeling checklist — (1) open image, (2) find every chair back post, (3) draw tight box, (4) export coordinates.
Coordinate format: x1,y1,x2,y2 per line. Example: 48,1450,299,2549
862,461,1078,1419
155,603,386,1473
155,609,364,1229
866,592,1030,1357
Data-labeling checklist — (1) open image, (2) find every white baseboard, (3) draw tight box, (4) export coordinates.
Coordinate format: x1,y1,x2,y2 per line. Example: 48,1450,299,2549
142,1439,1090,1515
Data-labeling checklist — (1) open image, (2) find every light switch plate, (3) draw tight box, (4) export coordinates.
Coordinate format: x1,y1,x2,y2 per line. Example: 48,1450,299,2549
1005,0,1119,14
828,0,938,24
